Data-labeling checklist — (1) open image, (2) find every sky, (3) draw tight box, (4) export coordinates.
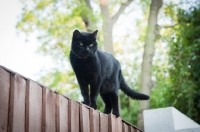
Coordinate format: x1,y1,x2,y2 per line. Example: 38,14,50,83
0,0,54,80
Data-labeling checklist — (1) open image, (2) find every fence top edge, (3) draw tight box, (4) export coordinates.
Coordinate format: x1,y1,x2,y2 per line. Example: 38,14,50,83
0,65,68,97
122,119,142,131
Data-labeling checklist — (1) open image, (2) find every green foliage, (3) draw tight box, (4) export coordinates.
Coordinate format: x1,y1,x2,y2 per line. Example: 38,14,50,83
17,0,98,59
120,92,139,125
166,1,200,123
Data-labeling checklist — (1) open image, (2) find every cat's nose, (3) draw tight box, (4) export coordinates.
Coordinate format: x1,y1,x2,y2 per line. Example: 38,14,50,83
86,47,90,52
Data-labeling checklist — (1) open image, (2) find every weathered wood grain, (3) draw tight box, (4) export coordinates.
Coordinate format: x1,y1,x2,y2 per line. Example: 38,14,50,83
68,99,79,132
108,114,122,132
80,104,90,132
116,116,122,132
26,80,43,132
122,122,129,132
129,126,134,132
0,67,10,132
57,94,68,132
90,108,100,132
100,113,108,132
108,114,115,132
9,74,26,132
44,88,57,132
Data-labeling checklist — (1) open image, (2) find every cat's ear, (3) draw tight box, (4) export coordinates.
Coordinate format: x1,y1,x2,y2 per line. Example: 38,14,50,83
92,30,98,38
73,30,81,38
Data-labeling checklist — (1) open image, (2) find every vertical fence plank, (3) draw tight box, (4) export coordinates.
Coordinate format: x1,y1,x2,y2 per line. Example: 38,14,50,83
26,80,43,132
57,95,68,132
68,99,79,132
129,126,135,132
0,67,10,132
108,114,122,132
90,109,100,132
116,117,122,132
9,74,26,132
100,113,108,132
80,104,90,132
122,122,129,132
44,88,57,132
108,114,115,132
131,126,139,132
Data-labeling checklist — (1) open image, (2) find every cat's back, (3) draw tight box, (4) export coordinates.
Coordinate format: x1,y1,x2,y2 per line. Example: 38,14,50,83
96,50,120,69
96,50,116,61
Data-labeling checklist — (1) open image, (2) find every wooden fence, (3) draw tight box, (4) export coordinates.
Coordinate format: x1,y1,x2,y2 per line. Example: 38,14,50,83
0,65,142,132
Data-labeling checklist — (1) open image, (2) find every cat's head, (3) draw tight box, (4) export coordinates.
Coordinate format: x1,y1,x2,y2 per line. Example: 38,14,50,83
71,30,98,59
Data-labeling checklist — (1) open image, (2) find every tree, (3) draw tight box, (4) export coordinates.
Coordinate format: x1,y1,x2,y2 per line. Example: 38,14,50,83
100,0,132,54
137,0,163,129
166,0,200,124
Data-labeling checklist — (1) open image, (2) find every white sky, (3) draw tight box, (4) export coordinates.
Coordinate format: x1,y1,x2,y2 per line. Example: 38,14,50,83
0,0,54,80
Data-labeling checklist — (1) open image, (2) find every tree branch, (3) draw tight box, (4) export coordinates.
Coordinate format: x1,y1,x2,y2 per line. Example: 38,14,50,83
84,0,92,9
82,0,96,32
100,0,110,20
111,0,133,24
159,24,178,28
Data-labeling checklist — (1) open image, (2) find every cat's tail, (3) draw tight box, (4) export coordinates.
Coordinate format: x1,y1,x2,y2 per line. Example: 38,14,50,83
119,71,150,100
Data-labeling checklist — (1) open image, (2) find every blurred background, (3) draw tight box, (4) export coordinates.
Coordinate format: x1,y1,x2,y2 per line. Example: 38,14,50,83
0,0,200,129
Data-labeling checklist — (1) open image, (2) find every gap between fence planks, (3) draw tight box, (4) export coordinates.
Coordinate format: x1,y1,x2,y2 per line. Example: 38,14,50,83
0,65,142,132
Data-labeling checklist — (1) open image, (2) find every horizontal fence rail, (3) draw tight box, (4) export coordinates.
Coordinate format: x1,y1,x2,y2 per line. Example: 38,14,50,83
0,65,142,132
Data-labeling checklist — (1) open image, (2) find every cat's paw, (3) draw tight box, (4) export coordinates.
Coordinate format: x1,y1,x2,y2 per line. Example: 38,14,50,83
90,104,97,109
103,108,112,114
112,111,120,117
82,101,90,106
103,111,111,114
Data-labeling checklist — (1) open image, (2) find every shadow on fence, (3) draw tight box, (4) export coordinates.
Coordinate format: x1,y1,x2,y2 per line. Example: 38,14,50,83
0,65,142,132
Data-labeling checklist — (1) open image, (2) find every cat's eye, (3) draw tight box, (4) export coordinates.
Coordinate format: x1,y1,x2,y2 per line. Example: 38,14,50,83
89,44,93,47
80,43,84,46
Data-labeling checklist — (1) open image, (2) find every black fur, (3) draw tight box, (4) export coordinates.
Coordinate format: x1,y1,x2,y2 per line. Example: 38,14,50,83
70,30,149,117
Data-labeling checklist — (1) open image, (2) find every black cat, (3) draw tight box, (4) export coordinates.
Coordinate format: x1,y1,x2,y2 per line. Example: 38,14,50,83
70,30,149,117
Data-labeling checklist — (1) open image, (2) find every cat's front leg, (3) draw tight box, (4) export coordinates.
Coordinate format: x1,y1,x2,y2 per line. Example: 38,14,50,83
90,83,100,109
81,90,90,106
77,78,90,106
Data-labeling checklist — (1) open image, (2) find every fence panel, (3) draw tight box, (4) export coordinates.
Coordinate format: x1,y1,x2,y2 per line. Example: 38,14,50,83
68,99,79,132
80,104,90,132
108,114,123,132
57,94,68,132
130,126,141,132
122,122,129,132
116,116,123,132
0,65,143,132
26,80,43,132
90,108,100,132
44,88,57,132
9,74,26,132
100,113,108,132
0,67,10,132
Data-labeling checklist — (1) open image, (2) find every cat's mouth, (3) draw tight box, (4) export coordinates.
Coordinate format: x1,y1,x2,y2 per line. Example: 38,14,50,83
71,50,93,59
75,52,91,59
77,54,90,59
